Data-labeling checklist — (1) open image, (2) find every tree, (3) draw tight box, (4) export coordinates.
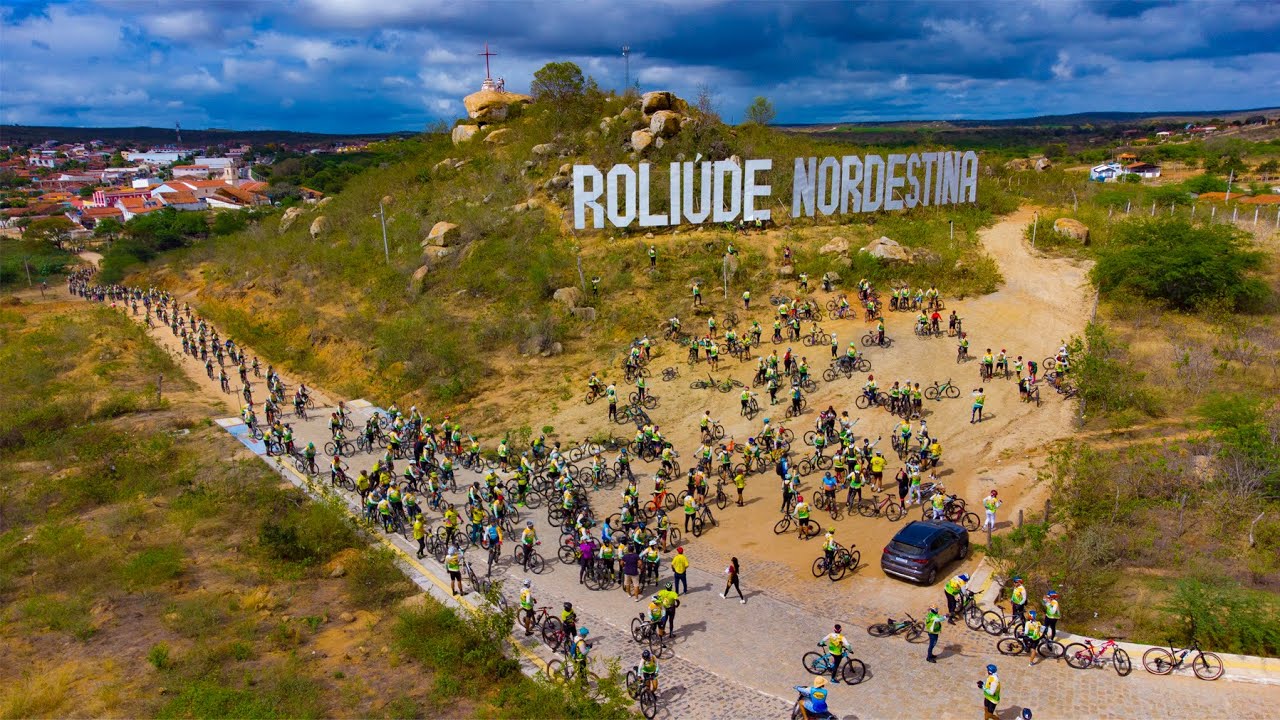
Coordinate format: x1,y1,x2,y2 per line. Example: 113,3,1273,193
108,151,127,168
530,61,586,103
1256,160,1279,180
1043,143,1069,160
694,83,721,123
744,96,776,126
77,185,95,198
93,217,123,244
1092,218,1268,312
22,216,78,249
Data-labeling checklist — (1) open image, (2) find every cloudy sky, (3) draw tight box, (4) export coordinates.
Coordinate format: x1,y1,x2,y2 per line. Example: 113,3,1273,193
2,0,1278,133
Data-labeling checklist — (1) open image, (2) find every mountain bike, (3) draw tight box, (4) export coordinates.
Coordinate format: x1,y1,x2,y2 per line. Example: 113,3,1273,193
811,545,859,581
997,634,1065,659
511,543,547,574
854,493,905,521
660,366,679,381
630,614,672,658
1065,637,1132,676
1142,639,1223,680
867,613,925,642
545,656,602,698
924,378,961,400
980,606,1026,638
625,665,660,719
952,589,985,631
802,644,868,685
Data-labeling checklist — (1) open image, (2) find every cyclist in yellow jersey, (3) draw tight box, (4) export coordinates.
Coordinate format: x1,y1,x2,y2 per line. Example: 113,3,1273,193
518,579,536,635
820,624,853,680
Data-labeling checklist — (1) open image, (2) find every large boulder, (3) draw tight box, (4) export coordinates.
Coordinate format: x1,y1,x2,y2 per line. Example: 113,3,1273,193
531,143,556,157
545,175,571,191
462,89,531,123
422,246,455,263
381,195,394,207
1053,218,1090,244
1004,158,1031,171
484,128,511,144
309,216,330,240
822,271,842,286
279,206,303,234
316,197,333,207
819,236,849,255
631,129,655,153
569,306,597,322
433,158,457,172
649,111,682,138
425,221,460,247
641,91,674,115
778,264,795,278
452,124,480,145
860,236,911,262
553,286,583,308
1034,157,1053,172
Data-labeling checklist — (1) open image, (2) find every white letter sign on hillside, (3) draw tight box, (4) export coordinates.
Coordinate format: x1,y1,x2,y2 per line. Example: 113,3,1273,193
571,152,981,230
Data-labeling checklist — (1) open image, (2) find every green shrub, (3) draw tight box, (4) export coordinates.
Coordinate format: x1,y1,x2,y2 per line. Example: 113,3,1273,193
148,643,172,670
1160,577,1280,656
257,500,357,565
1091,218,1268,311
344,547,413,608
20,593,96,641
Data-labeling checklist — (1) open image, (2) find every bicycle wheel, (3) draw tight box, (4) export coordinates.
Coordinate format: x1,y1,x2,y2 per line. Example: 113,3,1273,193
1039,640,1065,659
773,517,793,535
715,490,728,511
625,670,641,699
924,385,940,401
1193,651,1224,680
811,557,828,578
854,394,873,410
945,384,960,399
1064,643,1091,669
867,623,893,638
545,659,567,682
639,689,657,720
884,501,906,522
982,611,1006,636
1114,647,1132,677
997,638,1025,656
905,624,924,643
692,516,706,537
964,604,984,631
801,651,826,675
1142,647,1174,675
855,499,876,518
557,545,577,565
841,658,867,685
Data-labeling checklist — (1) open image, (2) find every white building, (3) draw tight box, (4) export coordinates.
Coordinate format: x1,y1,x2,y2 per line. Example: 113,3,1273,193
125,150,183,165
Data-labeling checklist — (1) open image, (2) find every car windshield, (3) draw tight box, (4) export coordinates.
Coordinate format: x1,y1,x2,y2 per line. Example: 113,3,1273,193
888,540,924,555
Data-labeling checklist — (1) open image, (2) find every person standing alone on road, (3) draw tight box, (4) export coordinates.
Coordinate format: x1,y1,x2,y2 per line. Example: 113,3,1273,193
671,546,689,594
978,664,1000,720
623,544,641,601
924,605,944,663
720,556,744,603
983,490,1001,531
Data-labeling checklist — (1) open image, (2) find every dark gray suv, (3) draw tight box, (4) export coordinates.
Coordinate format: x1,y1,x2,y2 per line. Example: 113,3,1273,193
881,520,970,584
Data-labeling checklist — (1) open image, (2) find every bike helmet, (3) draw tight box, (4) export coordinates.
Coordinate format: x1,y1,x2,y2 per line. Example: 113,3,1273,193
1022,710,1033,720
991,490,998,497
1028,610,1037,619
929,606,938,613
664,581,673,590
813,676,827,688
987,664,997,673
1013,576,1023,583
526,520,534,527
579,627,589,637
642,649,652,659
1048,590,1059,597
828,527,836,533
833,624,842,632
959,574,969,582
652,594,661,602
522,579,531,588
564,602,573,610
796,495,804,502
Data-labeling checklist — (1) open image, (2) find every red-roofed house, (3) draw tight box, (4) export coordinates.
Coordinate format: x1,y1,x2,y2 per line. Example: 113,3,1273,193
116,195,165,220
80,206,125,227
206,185,267,210
172,164,215,179
157,191,207,211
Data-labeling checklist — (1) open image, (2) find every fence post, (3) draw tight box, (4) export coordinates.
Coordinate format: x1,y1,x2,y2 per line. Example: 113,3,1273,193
1211,206,1216,221
1191,204,1196,219
986,524,993,546
1018,509,1024,528
1255,207,1260,226
1125,200,1131,214
157,373,163,404
1107,206,1113,220
1150,202,1156,216
1043,499,1052,524
1232,206,1238,223
1031,213,1038,249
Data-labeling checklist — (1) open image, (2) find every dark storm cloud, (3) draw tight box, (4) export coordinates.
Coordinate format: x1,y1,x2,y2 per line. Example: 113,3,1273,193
1,0,1276,133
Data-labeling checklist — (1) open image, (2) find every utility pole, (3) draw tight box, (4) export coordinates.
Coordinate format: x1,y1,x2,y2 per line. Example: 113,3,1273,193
373,201,390,264
622,46,631,92
1224,168,1234,202
1031,213,1038,249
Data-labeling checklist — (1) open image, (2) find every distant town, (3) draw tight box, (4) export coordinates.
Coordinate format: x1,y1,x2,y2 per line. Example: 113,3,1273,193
0,134,379,240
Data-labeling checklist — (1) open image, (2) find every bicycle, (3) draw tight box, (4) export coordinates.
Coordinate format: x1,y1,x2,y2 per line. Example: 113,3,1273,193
511,543,547,574
791,688,836,720
545,656,602,698
625,665,659,719
1142,638,1224,680
997,633,1065,660
660,366,679,381
773,513,821,539
811,545,860,581
854,493,905,521
867,613,925,642
1065,637,1132,676
629,613,672,658
801,644,868,685
952,589,985,631
861,332,892,348
980,606,1026,638
924,379,961,400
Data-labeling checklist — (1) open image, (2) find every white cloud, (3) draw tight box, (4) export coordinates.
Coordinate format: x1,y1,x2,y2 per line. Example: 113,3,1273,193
418,69,470,95
427,97,455,114
1051,51,1073,80
172,67,223,92
892,74,909,91
141,10,219,42
4,6,125,57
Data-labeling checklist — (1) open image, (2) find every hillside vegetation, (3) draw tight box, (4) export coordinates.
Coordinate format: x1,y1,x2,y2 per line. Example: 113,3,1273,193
140,88,1020,409
0,297,627,718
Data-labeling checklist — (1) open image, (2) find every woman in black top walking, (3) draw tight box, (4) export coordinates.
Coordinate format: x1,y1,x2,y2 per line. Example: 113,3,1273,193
720,556,745,604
